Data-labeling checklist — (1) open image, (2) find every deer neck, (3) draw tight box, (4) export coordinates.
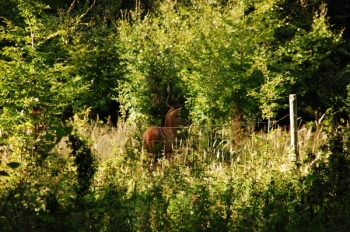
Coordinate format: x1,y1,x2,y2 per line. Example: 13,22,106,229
164,121,178,134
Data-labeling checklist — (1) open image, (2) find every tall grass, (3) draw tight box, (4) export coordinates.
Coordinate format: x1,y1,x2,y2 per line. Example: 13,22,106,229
64,116,330,231
2,114,340,231
74,117,326,172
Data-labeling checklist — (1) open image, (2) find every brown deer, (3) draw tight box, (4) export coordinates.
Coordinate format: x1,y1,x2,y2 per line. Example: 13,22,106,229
142,86,188,158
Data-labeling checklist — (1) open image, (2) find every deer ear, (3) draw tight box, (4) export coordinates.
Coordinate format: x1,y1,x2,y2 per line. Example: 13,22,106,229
172,107,182,115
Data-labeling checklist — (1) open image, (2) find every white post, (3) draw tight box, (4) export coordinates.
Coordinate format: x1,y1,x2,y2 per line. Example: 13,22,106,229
289,94,300,167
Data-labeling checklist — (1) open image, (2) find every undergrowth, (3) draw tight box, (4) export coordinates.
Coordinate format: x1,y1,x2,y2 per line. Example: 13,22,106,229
2,114,350,231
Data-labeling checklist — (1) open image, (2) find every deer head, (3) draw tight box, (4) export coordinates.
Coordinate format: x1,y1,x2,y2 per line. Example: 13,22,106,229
164,107,188,127
163,83,188,127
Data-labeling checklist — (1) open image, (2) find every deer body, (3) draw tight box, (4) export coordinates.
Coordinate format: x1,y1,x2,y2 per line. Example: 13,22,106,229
143,107,187,155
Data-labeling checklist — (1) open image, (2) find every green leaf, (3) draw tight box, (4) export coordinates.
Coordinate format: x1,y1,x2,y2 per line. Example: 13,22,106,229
6,162,20,169
55,125,73,142
39,213,54,222
37,149,49,160
0,170,10,176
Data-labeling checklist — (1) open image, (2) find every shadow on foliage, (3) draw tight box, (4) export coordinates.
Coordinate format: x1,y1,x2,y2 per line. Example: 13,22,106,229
255,114,350,232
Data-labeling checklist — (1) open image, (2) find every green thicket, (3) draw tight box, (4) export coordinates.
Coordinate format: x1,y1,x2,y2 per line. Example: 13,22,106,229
1,0,350,231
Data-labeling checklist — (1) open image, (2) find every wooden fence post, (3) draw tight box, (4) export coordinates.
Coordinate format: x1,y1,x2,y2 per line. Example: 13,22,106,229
289,94,300,168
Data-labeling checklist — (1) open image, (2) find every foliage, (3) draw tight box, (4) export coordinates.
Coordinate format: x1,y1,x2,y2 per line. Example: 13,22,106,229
2,106,350,231
117,0,349,125
117,0,264,124
2,0,350,231
294,113,350,230
68,132,97,199
59,0,124,123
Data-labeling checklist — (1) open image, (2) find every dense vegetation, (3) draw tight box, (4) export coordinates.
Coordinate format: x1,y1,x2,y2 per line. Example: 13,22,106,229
1,0,350,231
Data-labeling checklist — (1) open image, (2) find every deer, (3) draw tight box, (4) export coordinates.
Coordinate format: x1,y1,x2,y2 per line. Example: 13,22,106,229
142,85,188,159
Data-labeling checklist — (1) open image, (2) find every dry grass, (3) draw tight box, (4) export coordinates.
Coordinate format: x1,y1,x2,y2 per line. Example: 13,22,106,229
59,116,328,179
56,115,144,160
